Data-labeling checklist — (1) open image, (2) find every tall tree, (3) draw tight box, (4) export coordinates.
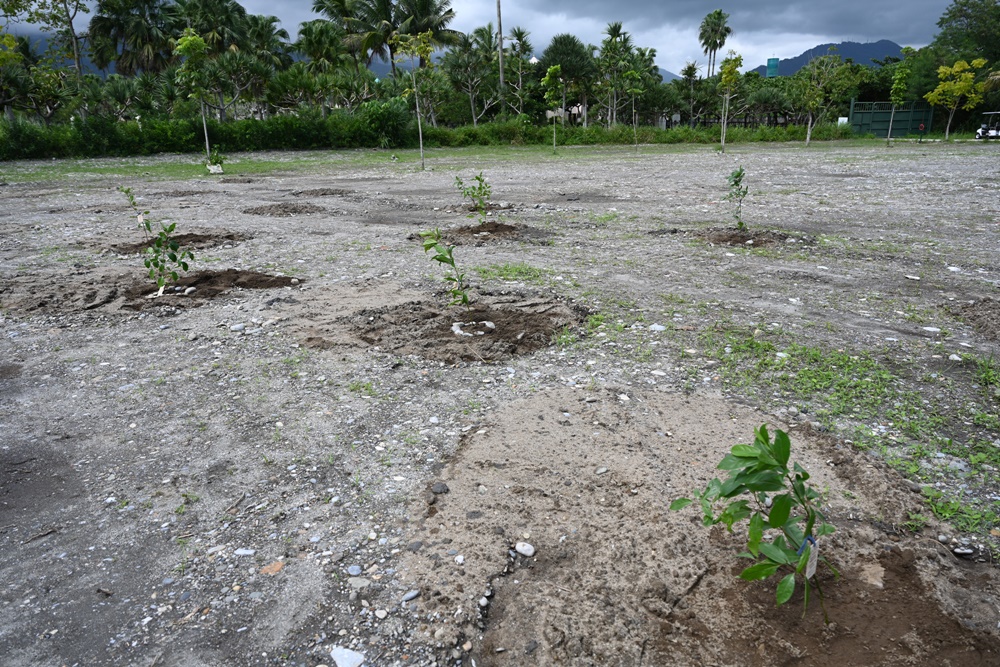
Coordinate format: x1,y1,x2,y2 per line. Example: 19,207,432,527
504,25,532,115
442,23,499,126
924,57,989,139
537,33,597,126
89,0,173,75
698,9,732,77
933,0,1000,63
397,0,460,62
296,19,350,74
354,0,400,76
244,14,292,70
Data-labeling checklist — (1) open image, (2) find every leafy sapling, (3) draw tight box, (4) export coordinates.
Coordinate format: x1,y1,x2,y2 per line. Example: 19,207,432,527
670,425,838,621
120,186,195,296
454,172,492,224
419,228,471,309
724,165,749,230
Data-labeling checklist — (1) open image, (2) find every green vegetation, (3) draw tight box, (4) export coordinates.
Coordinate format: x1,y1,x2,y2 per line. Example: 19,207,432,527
419,229,471,309
120,186,194,294
671,425,837,620
454,171,492,223
475,262,547,283
724,165,749,230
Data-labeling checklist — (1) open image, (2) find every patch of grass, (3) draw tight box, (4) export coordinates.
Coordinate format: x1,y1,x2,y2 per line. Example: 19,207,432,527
348,380,377,397
702,327,944,439
475,262,548,283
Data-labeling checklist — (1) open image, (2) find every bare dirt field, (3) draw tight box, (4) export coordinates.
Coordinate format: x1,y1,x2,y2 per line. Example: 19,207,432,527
2,141,1000,667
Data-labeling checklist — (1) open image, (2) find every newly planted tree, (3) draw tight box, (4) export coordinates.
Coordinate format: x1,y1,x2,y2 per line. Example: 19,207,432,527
419,228,471,309
120,186,194,296
454,171,492,223
670,425,838,621
724,165,748,230
393,31,435,170
541,64,564,153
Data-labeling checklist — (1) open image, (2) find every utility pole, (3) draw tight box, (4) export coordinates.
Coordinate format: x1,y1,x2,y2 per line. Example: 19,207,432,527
497,0,505,113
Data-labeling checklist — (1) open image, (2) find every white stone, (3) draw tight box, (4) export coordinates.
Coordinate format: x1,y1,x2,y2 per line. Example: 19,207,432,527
329,646,365,667
515,542,535,557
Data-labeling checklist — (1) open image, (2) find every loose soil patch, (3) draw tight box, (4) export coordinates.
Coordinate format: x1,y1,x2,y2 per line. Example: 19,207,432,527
243,202,326,216
292,188,352,197
112,231,249,254
955,298,1000,342
346,297,584,363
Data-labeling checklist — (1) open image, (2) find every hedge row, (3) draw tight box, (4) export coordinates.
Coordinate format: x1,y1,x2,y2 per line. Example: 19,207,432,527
0,105,858,161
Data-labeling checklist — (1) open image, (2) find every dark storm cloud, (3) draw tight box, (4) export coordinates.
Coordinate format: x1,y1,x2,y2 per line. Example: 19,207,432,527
509,0,950,45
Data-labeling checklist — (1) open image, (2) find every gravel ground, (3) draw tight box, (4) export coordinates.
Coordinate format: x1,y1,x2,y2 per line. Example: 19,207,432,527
2,141,1000,666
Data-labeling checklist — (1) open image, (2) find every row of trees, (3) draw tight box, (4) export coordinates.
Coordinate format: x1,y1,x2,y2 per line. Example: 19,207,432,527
1,0,999,152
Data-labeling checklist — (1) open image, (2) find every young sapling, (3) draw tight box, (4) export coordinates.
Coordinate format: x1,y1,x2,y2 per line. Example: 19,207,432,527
120,186,194,296
670,424,838,621
419,228,471,309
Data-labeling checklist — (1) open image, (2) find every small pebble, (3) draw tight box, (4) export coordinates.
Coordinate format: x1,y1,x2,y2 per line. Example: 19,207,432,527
402,590,420,602
230,323,245,332
347,565,363,576
515,542,535,557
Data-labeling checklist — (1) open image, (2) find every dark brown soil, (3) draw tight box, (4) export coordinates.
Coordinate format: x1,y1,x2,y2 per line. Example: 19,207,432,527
700,226,806,247
112,232,249,254
955,298,1000,342
336,295,584,363
242,202,326,216
292,188,352,197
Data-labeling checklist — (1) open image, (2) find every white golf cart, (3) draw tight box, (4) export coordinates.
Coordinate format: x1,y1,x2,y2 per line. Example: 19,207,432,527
976,112,1000,140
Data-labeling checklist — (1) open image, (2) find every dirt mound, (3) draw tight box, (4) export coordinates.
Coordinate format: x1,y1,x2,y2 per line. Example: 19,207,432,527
955,298,1000,342
153,190,207,198
0,267,298,314
411,222,551,246
700,227,805,247
342,297,583,363
398,389,1000,666
243,203,326,217
292,188,351,197
112,232,248,254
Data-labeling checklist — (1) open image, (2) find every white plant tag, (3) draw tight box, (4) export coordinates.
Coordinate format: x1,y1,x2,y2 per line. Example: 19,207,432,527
805,541,819,579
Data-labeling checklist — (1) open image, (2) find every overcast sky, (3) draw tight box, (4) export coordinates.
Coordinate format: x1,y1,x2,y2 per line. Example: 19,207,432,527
235,0,952,74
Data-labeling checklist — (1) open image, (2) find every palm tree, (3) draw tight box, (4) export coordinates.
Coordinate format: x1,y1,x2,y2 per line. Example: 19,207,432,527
89,0,173,75
295,19,351,74
312,0,366,70
698,9,732,77
244,14,292,70
397,0,460,62
354,0,400,76
505,25,532,114
168,0,249,55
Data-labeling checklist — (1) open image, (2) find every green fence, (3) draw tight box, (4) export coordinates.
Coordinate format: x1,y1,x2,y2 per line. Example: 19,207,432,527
849,100,933,138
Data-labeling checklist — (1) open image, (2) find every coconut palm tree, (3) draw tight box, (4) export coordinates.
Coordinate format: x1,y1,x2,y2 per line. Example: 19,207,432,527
89,0,173,75
354,0,400,76
244,14,292,70
397,0,460,61
698,9,732,77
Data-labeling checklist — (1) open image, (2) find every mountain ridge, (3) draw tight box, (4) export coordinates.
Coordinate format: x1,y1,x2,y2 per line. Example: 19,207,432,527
750,39,903,76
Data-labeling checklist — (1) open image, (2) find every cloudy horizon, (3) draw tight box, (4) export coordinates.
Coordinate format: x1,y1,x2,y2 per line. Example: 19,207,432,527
8,0,955,75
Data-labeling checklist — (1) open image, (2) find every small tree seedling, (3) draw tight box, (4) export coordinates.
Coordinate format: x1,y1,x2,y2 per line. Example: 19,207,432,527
670,424,838,622
724,165,749,230
419,228,471,309
455,172,492,224
120,186,194,296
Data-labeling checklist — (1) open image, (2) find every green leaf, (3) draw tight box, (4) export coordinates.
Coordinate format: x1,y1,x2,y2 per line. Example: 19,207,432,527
740,561,781,581
717,454,751,470
731,444,758,458
669,498,692,511
742,471,785,492
816,523,836,537
759,542,792,564
773,430,791,467
796,544,811,573
768,494,792,529
776,573,795,605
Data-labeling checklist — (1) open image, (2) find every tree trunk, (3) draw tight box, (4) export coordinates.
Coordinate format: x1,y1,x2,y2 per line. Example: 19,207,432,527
200,99,210,158
945,108,956,140
805,111,814,145
469,91,477,127
886,105,896,145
